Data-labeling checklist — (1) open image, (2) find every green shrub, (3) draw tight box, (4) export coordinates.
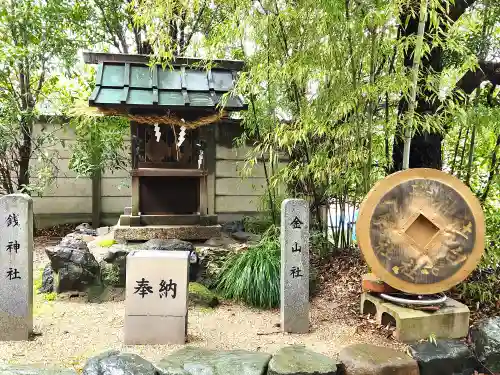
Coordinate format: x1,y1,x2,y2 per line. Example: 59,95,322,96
243,214,275,234
216,226,280,309
455,204,500,310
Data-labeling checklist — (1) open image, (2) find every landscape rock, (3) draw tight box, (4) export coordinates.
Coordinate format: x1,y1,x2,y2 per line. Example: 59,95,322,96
82,351,158,375
75,223,97,236
188,282,219,308
204,235,242,248
231,231,261,243
157,346,271,375
144,239,199,281
144,238,194,252
268,345,337,375
221,220,245,234
38,263,54,293
196,246,239,287
45,234,100,293
96,226,111,236
409,339,479,375
102,245,129,263
59,233,89,249
470,316,500,373
0,364,76,375
338,344,419,375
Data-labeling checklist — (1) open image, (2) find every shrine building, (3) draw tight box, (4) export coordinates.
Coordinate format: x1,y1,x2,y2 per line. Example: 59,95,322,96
83,52,264,241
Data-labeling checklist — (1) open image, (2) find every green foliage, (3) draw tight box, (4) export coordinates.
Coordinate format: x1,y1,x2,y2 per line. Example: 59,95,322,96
188,282,219,308
68,74,130,177
101,264,122,287
243,215,274,235
33,267,44,292
97,239,117,248
43,292,57,302
216,227,280,309
455,204,500,310
0,0,94,195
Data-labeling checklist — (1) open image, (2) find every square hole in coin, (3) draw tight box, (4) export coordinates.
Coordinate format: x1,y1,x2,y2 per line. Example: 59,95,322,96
405,214,440,249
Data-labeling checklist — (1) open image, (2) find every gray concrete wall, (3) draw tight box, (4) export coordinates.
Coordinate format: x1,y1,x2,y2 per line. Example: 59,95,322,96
30,122,130,228
19,121,282,228
214,121,286,222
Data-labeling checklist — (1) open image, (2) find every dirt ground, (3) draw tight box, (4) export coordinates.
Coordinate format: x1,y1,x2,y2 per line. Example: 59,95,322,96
0,237,406,371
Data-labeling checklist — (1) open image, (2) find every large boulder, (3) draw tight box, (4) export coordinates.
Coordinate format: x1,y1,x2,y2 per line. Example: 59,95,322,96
338,344,419,375
409,339,480,375
268,346,337,375
157,347,271,375
75,223,97,236
82,351,158,375
38,263,54,293
45,233,100,293
470,316,500,373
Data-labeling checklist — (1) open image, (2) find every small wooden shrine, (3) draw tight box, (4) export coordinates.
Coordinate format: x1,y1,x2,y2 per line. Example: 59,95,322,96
83,52,248,240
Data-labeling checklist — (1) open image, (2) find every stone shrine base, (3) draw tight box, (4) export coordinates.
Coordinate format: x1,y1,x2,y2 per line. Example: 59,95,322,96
114,223,221,242
361,292,470,343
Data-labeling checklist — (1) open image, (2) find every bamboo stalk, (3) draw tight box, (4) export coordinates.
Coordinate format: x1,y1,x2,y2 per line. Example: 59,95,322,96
402,0,428,170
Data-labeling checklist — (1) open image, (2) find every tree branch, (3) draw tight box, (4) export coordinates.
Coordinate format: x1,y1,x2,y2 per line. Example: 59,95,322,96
457,61,500,94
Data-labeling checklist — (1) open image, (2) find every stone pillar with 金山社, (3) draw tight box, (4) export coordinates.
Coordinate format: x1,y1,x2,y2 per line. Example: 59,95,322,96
280,198,310,334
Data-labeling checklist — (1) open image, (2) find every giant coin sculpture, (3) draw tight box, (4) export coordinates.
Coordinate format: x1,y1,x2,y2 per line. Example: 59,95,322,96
356,168,485,294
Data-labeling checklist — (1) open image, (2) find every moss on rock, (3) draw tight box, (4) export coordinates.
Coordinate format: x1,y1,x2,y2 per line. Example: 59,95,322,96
189,282,219,308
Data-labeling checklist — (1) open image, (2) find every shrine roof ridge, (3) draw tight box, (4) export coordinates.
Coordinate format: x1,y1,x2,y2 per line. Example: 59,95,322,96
82,52,245,71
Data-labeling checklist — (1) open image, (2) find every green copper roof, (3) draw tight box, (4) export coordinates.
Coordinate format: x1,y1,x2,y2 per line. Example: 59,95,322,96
84,53,247,111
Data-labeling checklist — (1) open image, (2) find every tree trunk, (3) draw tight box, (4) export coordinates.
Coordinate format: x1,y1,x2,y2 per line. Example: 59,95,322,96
393,14,444,171
393,0,477,171
17,117,33,193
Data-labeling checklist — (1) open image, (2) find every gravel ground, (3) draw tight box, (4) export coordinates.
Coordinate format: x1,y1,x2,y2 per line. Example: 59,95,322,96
0,237,405,371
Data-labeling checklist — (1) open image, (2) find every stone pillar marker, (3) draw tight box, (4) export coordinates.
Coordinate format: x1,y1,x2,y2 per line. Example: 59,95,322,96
0,194,33,341
280,198,309,333
124,250,189,345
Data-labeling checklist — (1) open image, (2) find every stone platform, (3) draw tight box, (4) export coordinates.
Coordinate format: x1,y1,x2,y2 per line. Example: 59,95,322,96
114,224,221,242
361,292,470,343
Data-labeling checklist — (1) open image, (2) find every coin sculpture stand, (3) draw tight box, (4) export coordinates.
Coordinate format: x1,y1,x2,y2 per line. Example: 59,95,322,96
356,168,485,342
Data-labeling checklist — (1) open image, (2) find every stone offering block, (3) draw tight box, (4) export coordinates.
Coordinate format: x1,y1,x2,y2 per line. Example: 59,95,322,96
0,194,33,341
361,292,470,343
124,250,189,345
280,199,309,334
357,168,485,294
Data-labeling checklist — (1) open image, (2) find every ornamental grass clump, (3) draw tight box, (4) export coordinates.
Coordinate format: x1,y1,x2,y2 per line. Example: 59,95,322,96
216,226,280,309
